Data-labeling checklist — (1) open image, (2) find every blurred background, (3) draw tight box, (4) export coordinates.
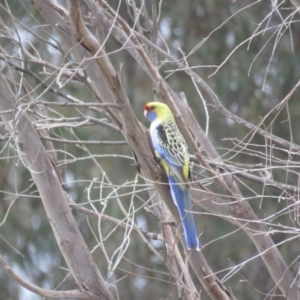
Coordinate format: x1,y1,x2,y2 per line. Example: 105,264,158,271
0,0,299,299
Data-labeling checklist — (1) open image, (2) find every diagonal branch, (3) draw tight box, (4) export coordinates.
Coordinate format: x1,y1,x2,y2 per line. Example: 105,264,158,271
0,71,114,300
0,254,89,299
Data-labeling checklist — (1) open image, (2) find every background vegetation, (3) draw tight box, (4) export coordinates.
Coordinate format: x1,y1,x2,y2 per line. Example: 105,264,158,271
0,0,299,299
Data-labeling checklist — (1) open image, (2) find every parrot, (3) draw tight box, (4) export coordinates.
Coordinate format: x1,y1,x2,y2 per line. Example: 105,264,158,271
144,102,200,250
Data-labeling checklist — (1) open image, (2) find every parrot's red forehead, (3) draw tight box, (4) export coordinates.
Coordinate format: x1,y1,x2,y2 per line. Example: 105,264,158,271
144,103,157,111
144,102,155,111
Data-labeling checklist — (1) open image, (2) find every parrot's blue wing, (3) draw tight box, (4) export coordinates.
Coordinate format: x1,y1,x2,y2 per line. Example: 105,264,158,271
149,116,200,250
151,123,188,181
151,125,180,165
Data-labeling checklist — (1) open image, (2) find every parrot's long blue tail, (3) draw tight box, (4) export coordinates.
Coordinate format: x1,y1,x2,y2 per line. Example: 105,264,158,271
168,175,200,250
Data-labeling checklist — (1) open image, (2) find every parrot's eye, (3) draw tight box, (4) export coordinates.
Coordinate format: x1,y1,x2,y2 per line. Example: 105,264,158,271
150,105,155,110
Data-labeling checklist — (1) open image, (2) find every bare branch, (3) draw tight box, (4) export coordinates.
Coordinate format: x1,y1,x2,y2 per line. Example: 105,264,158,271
0,254,90,299
0,70,115,300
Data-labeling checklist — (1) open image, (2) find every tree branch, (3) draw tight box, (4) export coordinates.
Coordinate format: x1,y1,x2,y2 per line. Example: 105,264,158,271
0,254,89,299
0,70,114,300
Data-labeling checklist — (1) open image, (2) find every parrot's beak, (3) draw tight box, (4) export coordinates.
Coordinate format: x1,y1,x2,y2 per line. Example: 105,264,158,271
144,110,148,118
